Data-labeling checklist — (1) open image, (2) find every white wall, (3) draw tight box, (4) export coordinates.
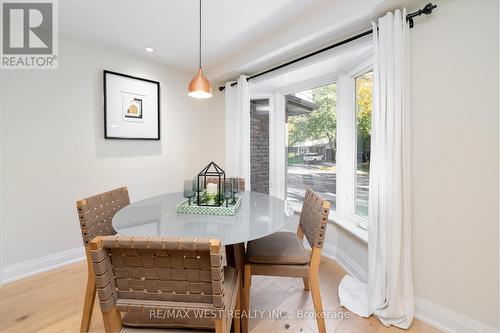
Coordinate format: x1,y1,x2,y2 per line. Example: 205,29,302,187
0,36,224,267
411,0,499,329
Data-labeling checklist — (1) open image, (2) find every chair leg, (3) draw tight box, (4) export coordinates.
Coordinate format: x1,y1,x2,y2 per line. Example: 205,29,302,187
302,277,310,291
80,274,96,333
101,307,122,333
233,288,241,333
309,272,326,333
242,264,251,332
215,318,226,333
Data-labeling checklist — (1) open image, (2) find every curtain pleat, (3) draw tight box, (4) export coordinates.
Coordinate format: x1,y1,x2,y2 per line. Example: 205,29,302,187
224,76,251,188
338,8,414,329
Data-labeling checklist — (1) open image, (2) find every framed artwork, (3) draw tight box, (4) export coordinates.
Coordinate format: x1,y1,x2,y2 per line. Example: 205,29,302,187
104,70,160,140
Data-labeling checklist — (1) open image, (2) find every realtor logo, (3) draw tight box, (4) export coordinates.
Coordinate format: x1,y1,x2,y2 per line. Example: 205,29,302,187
1,0,58,69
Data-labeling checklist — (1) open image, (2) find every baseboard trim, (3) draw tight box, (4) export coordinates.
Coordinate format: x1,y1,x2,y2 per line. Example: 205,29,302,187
415,297,499,333
321,243,498,333
0,246,85,285
322,242,368,283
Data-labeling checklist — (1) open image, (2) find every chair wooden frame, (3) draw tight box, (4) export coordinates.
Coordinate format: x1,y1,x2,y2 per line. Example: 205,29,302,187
242,190,330,333
89,236,241,333
80,246,97,333
76,187,130,333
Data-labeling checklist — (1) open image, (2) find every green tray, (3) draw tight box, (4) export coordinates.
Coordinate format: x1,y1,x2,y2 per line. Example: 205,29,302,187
176,196,241,216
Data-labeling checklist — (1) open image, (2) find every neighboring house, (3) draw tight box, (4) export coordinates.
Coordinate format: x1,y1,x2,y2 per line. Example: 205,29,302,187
288,138,334,162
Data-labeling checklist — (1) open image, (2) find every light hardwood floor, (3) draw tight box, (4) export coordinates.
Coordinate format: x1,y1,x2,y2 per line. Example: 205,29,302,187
0,256,440,333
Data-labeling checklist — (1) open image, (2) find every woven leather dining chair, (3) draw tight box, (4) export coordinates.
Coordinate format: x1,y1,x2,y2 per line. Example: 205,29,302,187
76,187,130,333
243,189,330,333
89,235,241,333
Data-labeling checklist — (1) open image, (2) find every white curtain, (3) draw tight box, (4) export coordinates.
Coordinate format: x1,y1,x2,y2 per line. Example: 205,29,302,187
338,9,414,329
224,75,251,189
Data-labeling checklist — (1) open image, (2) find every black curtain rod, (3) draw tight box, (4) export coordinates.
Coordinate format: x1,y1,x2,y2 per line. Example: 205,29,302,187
218,3,436,92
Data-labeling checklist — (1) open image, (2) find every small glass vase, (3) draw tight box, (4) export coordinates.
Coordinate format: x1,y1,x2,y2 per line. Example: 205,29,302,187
183,180,195,206
223,180,233,207
231,177,240,205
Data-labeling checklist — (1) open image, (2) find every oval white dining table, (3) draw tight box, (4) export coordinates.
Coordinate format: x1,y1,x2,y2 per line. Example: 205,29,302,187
112,191,295,332
112,191,295,245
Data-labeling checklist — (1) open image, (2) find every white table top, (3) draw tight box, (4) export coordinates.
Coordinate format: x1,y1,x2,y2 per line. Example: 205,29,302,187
112,191,295,245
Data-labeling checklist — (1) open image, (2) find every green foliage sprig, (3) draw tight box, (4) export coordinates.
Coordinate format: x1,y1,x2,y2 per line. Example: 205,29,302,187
198,190,223,205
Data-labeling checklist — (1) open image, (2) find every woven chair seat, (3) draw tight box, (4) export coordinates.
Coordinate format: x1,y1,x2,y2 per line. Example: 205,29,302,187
121,267,238,330
246,231,309,265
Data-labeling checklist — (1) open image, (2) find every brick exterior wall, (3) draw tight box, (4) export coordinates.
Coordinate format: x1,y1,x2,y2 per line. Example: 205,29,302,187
250,108,269,194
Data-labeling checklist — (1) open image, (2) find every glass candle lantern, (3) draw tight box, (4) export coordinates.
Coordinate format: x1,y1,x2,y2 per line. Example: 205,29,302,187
196,162,225,207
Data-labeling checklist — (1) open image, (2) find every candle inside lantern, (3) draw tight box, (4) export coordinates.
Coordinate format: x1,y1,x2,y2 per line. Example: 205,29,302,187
206,183,218,195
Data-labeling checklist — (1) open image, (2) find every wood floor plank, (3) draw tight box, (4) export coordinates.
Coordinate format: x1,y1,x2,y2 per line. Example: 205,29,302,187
0,257,441,333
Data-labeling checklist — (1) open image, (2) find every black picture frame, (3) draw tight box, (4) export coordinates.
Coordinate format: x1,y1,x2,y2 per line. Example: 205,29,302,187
103,70,160,140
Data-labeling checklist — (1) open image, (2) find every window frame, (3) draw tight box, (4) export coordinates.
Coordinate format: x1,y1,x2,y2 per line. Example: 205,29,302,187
250,55,373,241
334,59,373,232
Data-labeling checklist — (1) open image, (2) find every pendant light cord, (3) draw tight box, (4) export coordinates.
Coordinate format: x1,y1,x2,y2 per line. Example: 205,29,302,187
199,0,202,69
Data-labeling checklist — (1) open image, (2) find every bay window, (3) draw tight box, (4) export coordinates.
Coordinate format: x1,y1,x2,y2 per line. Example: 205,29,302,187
273,68,372,234
249,52,373,234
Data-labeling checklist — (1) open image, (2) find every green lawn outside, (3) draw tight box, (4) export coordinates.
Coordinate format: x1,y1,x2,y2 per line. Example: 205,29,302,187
357,161,370,173
287,155,303,165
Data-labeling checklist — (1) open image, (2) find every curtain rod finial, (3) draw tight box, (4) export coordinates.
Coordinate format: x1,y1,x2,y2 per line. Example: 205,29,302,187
423,3,437,14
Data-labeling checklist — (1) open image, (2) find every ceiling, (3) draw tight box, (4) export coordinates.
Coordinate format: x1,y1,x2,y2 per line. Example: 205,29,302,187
60,0,317,70
60,0,426,82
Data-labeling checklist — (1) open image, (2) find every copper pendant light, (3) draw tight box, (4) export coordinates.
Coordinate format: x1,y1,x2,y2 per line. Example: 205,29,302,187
188,0,212,99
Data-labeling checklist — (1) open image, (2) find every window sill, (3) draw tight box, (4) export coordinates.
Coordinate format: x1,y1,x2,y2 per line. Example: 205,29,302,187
289,202,368,244
328,212,368,244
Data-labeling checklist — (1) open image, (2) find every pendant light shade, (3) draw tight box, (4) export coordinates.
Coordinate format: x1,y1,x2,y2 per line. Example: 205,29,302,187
188,0,212,99
188,68,212,98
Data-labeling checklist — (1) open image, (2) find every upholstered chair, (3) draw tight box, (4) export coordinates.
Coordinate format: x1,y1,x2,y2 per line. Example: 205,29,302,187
243,189,330,333
89,235,241,333
76,187,130,333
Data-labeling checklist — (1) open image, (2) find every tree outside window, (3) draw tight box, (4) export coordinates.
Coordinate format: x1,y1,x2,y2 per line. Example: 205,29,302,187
355,72,373,218
286,83,337,209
